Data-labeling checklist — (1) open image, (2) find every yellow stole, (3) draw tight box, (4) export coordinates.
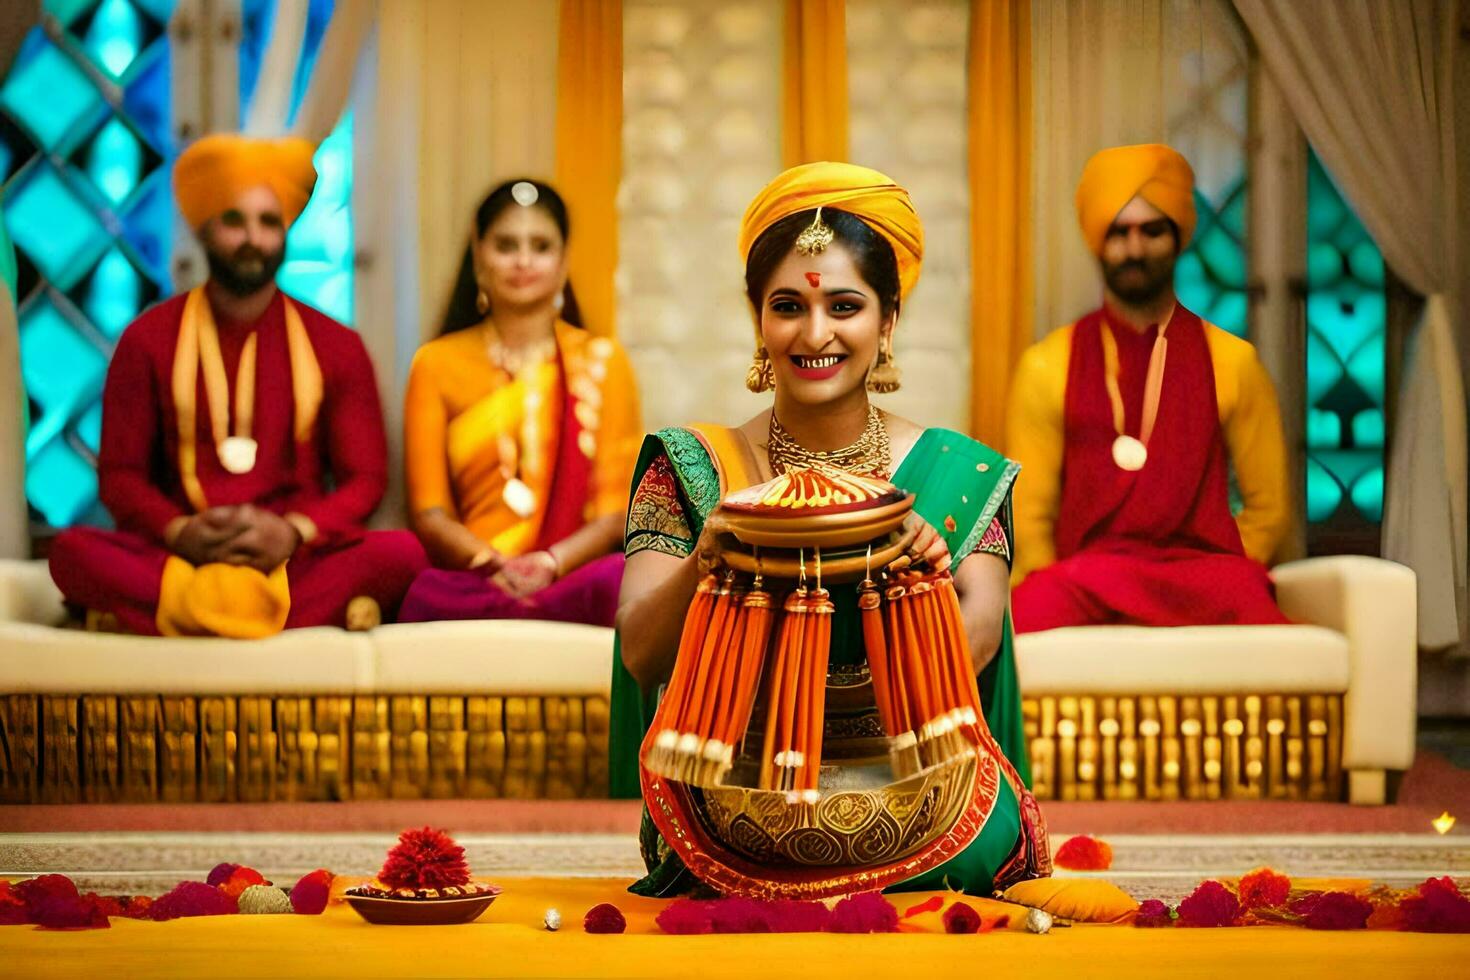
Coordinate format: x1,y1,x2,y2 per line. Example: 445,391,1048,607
156,288,324,638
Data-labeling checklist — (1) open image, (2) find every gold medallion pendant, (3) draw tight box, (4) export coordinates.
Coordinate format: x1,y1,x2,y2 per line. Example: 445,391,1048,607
1111,434,1147,472
219,436,258,474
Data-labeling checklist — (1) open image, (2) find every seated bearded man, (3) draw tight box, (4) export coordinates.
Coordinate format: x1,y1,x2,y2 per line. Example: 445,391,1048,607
49,134,427,637
1007,143,1292,632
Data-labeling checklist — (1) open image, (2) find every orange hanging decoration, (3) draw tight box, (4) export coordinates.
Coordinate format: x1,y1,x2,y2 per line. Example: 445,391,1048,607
638,466,1021,899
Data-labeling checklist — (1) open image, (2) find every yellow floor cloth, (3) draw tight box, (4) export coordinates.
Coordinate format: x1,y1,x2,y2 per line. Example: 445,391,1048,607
1,877,1465,979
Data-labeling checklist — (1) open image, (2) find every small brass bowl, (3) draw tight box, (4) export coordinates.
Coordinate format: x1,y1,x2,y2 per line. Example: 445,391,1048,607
344,885,501,926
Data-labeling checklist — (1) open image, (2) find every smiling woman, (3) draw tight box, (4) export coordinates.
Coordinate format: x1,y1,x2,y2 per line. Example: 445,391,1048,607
608,162,1047,900
395,179,644,629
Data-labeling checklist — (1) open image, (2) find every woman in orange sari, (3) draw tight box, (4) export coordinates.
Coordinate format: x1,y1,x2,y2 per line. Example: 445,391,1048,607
398,180,641,626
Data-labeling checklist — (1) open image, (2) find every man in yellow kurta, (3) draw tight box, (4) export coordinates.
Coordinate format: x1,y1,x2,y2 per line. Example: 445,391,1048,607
1007,143,1291,632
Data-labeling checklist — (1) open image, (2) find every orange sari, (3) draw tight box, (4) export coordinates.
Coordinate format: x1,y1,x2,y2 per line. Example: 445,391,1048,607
404,321,641,559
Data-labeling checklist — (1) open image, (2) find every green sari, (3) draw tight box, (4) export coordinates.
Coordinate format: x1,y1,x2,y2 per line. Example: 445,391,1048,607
610,426,1042,896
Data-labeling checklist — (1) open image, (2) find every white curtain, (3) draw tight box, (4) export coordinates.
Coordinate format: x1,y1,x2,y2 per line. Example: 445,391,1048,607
0,281,23,558
1030,0,1250,336
241,0,308,136
1235,0,1467,653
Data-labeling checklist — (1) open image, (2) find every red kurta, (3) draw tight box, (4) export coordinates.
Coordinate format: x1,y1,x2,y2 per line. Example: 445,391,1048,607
1011,305,1288,632
50,290,426,633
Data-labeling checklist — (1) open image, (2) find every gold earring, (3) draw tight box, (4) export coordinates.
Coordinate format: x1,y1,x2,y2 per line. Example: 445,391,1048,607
746,346,774,393
867,336,900,393
475,288,489,315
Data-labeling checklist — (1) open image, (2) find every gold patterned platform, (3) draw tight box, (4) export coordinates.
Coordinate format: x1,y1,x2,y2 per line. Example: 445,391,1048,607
0,693,609,804
1023,693,1344,802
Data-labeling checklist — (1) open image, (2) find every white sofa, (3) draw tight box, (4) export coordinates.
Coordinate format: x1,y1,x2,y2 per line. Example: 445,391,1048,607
0,555,1415,804
1014,556,1417,804
0,559,615,803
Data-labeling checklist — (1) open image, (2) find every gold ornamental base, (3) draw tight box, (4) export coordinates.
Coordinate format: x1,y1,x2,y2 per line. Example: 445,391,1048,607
1022,693,1345,802
0,693,609,804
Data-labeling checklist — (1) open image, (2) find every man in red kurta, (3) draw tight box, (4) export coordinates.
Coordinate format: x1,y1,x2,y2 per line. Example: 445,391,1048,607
49,134,426,636
1007,144,1291,633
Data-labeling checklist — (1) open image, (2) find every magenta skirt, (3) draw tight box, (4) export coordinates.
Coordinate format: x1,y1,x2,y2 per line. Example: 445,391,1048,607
396,552,624,627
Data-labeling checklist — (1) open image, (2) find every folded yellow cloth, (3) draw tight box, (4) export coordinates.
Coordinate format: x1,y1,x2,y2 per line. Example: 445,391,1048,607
156,556,291,638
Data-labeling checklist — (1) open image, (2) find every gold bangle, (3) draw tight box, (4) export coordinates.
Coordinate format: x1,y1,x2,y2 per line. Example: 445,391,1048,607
543,549,562,580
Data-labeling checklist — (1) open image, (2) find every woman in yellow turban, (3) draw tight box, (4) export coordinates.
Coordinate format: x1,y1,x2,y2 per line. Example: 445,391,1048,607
610,162,1048,897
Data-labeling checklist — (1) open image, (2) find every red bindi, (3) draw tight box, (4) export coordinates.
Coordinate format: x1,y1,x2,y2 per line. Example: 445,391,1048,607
805,272,821,288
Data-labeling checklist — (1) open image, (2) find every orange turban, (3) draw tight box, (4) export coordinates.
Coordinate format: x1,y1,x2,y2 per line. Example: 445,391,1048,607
739,162,924,298
1075,144,1196,256
173,134,318,230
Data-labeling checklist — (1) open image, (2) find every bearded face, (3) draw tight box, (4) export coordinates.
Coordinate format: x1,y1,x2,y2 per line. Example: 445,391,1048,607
199,184,288,297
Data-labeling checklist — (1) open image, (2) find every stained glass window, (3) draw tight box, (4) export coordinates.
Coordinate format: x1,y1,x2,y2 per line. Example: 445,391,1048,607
240,0,353,324
2,0,176,529
1304,149,1385,542
5,0,352,532
1175,181,1249,338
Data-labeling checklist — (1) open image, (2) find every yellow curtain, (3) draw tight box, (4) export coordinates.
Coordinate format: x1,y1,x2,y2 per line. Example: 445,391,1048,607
554,0,622,338
782,0,848,166
968,0,1031,448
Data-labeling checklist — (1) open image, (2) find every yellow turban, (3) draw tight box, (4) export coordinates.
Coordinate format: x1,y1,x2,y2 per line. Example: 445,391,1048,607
739,162,924,298
173,134,318,230
1075,143,1196,256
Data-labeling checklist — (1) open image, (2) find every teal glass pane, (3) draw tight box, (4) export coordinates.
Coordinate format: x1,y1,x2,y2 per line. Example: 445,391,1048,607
85,117,144,205
18,299,108,448
1306,408,1340,450
1351,408,1384,449
85,0,145,79
4,1,176,528
1175,183,1248,337
1349,466,1384,523
5,164,109,289
281,111,353,324
0,33,103,153
81,246,144,337
43,0,98,25
77,401,103,452
1305,457,1343,523
1305,150,1385,528
25,435,99,528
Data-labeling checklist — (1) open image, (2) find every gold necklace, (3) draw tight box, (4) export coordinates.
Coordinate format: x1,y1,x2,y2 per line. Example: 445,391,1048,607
482,321,556,378
767,405,892,478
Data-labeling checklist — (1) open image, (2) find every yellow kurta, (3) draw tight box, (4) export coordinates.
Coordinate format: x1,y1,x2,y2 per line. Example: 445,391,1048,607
404,322,641,558
1006,319,1290,584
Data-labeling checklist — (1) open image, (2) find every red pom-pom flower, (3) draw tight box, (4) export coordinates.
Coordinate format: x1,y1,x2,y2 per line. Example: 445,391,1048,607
149,881,238,921
1401,877,1470,933
1292,891,1372,930
1237,867,1291,909
1,880,32,925
290,869,334,915
584,903,626,934
206,863,241,887
1177,880,1240,928
378,827,470,891
218,867,268,899
1053,835,1114,871
1134,899,1174,928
